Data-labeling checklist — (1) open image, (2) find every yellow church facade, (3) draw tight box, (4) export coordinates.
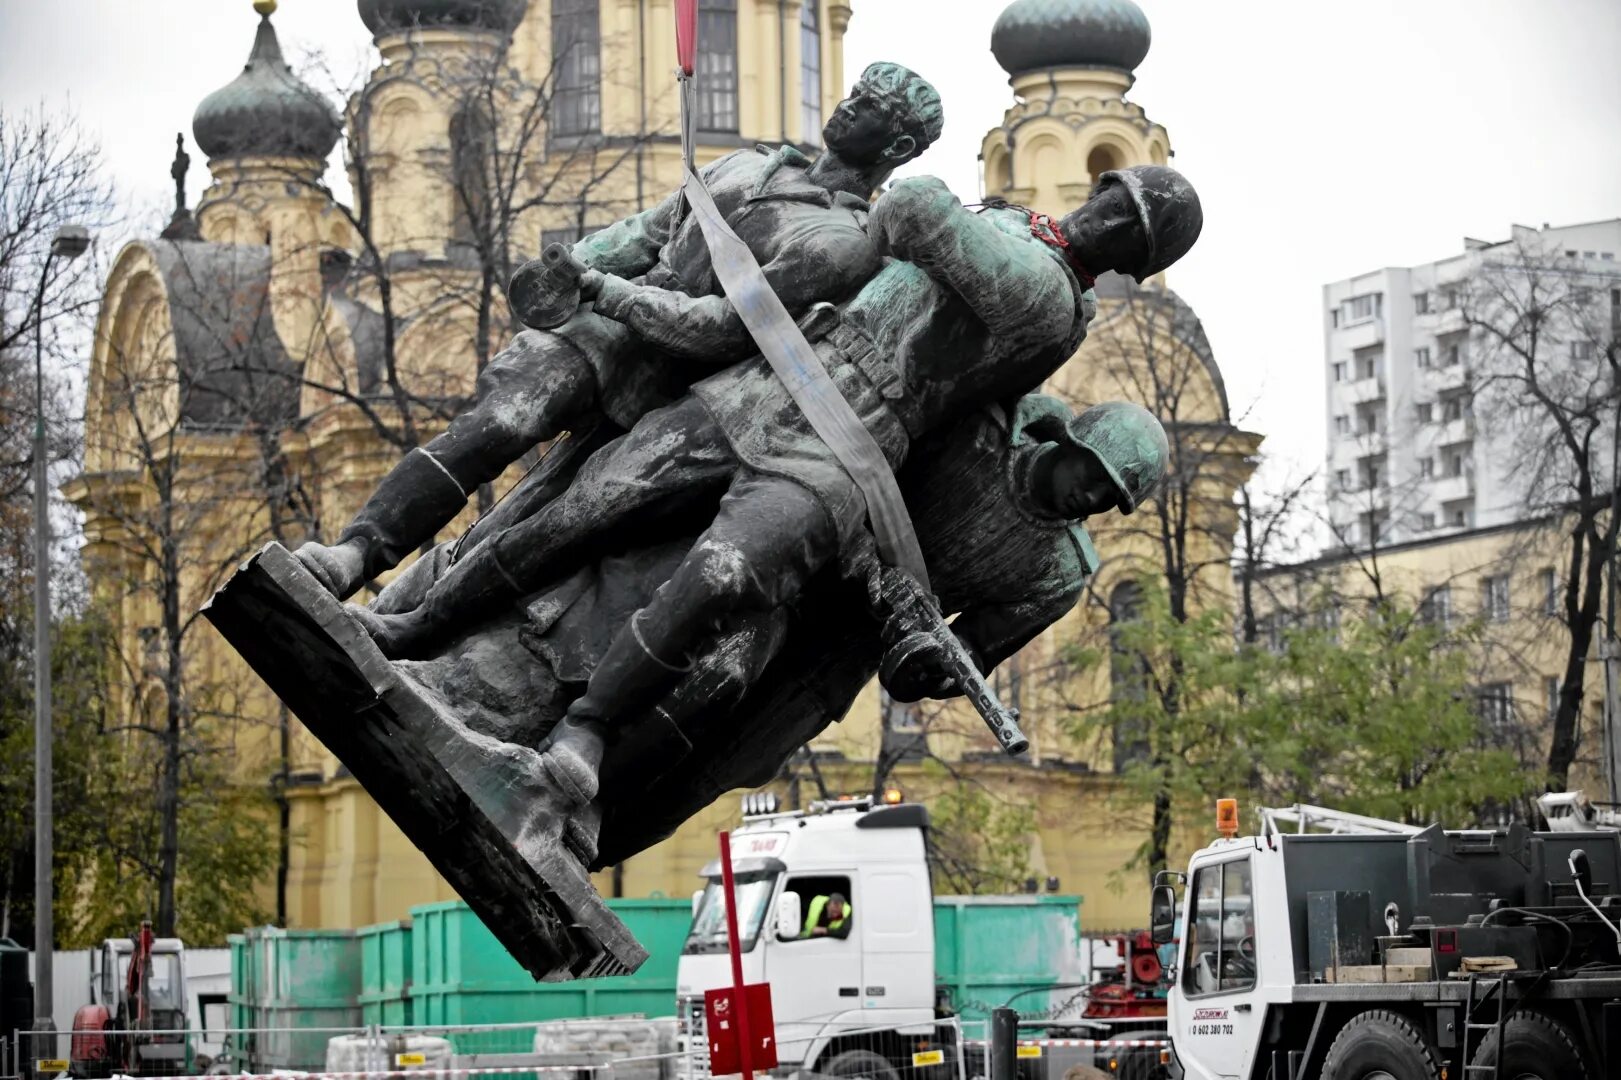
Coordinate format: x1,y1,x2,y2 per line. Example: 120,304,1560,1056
75,0,1254,937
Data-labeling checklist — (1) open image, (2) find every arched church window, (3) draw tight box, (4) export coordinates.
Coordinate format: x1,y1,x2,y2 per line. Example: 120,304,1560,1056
450,104,494,245
1108,580,1150,771
696,0,740,132
552,0,602,136
800,1,822,145
1086,144,1120,181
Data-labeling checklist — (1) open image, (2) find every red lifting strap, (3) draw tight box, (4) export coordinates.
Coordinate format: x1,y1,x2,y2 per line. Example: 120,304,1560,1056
1028,211,1095,289
675,0,697,75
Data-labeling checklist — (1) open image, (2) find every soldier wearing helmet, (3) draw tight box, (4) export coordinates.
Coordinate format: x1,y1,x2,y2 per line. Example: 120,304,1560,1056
880,396,1169,702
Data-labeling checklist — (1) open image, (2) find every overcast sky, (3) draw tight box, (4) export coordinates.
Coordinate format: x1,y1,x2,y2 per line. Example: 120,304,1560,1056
2,0,1618,485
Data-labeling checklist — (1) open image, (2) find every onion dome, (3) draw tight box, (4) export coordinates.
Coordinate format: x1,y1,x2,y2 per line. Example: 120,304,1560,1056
991,0,1152,78
192,3,341,161
358,0,529,36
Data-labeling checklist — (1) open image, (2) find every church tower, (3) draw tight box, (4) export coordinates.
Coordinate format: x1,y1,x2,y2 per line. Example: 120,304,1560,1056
979,0,1170,215
191,0,347,357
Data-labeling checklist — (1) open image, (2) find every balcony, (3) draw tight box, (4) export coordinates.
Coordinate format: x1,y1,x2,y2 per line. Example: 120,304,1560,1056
1340,375,1386,406
1335,316,1385,351
1430,472,1476,503
1420,361,1471,392
1434,415,1475,445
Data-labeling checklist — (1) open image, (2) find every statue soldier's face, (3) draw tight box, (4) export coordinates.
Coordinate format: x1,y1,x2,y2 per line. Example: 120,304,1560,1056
1064,181,1148,276
1038,445,1120,520
824,82,913,167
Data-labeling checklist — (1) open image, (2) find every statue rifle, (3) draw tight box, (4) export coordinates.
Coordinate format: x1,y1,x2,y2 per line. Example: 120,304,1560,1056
876,565,1030,757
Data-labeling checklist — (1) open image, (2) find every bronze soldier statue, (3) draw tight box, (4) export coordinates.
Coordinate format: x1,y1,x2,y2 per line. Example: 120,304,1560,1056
295,62,943,600
357,165,1202,808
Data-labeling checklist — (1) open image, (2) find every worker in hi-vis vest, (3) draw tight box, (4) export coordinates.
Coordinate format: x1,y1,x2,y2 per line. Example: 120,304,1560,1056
802,893,852,939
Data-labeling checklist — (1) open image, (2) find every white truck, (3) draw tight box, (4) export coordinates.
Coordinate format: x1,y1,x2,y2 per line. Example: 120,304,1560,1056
675,797,1102,1080
1149,809,1621,1079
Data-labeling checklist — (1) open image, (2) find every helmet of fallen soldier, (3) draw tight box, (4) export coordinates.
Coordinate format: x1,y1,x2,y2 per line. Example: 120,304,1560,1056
1065,400,1170,514
1095,165,1203,281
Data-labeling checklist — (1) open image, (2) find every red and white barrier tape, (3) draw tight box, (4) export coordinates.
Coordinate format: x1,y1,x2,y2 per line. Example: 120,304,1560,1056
101,1067,604,1080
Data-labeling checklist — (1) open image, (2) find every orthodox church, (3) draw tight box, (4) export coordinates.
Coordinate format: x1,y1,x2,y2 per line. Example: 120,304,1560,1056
74,0,1251,932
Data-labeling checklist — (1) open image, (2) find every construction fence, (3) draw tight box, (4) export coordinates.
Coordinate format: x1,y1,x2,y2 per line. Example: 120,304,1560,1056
6,1013,1169,1080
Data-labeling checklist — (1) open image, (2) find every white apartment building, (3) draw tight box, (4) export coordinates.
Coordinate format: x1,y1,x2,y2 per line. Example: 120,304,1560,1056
1323,218,1621,548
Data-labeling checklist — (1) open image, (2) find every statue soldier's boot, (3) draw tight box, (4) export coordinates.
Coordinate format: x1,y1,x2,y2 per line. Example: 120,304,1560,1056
543,613,690,805
297,448,470,600
354,539,526,659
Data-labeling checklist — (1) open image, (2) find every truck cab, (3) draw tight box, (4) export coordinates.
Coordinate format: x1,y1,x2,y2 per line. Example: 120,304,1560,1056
1153,809,1621,1080
676,798,936,1077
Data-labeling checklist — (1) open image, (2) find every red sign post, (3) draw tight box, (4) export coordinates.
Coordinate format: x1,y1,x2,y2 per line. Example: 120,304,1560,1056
708,831,778,1079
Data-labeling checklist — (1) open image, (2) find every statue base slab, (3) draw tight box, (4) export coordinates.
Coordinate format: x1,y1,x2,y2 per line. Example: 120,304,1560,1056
203,542,646,981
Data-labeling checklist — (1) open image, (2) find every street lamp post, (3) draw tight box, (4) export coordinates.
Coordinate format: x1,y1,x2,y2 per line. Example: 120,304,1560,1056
31,223,89,1039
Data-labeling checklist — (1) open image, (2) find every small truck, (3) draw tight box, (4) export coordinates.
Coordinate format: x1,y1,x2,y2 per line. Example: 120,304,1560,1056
676,795,1105,1080
1150,802,1621,1079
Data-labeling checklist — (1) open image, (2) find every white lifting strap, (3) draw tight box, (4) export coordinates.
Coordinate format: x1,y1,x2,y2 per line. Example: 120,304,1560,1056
680,165,932,593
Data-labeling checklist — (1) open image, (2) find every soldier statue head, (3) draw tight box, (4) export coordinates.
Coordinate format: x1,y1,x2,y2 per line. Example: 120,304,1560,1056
1031,400,1169,518
822,62,943,176
1059,165,1202,283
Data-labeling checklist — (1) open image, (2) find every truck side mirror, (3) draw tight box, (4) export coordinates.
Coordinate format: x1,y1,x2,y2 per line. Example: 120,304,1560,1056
1569,848,1594,896
1150,884,1177,946
776,891,803,941
692,889,704,918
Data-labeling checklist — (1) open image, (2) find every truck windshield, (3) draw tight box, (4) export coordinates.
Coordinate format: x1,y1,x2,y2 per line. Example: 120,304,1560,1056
683,874,777,954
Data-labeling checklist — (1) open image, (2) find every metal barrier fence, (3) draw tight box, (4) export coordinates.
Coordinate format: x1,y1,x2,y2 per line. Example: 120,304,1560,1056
678,1008,967,1080
6,1017,1169,1080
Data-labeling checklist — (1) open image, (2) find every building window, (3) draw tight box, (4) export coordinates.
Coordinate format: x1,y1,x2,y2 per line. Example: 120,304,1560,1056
1419,511,1437,531
1447,502,1473,528
449,104,494,243
1334,468,1350,491
1483,574,1510,622
1478,682,1514,736
1416,403,1433,423
540,220,608,249
1346,293,1381,321
1413,291,1430,314
1440,332,1465,367
1334,414,1350,435
1418,456,1434,478
1421,585,1452,628
551,0,602,136
1331,308,1341,329
1545,675,1561,717
1354,346,1380,380
1357,407,1379,434
1360,456,1382,489
800,1,822,144
1571,340,1596,361
1443,286,1460,310
1445,448,1467,477
1108,582,1149,771
1414,346,1432,368
1542,567,1559,617
696,0,740,132
1441,393,1466,422
1332,361,1347,382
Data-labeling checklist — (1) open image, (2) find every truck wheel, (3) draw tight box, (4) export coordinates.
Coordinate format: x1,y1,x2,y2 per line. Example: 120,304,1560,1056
1471,1011,1590,1080
1321,1009,1441,1080
821,1049,900,1080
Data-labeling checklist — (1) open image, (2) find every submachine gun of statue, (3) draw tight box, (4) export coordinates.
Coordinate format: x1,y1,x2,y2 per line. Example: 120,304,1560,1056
866,558,1030,757
510,242,592,330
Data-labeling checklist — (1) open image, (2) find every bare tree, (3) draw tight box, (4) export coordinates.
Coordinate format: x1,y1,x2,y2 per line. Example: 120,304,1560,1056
1463,237,1621,791
75,241,292,936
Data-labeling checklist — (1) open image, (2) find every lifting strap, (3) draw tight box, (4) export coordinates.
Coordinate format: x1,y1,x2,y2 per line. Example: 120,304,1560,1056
679,166,932,591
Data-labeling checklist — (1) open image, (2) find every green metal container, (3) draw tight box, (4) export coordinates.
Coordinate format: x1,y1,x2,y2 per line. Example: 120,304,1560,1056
932,895,1085,1021
230,926,363,1070
359,920,414,1027
406,899,689,1052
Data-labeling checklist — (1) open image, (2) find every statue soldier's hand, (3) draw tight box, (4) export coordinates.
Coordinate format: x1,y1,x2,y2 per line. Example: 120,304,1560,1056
578,268,605,301
347,603,436,660
879,631,956,703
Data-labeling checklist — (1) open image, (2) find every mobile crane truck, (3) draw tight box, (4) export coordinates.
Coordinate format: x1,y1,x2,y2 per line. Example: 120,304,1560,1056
1149,800,1621,1079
